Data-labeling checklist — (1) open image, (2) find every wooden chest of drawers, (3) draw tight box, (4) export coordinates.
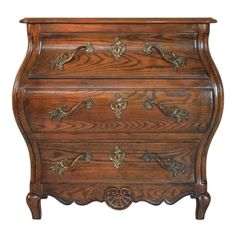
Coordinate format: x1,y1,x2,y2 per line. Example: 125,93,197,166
13,18,223,219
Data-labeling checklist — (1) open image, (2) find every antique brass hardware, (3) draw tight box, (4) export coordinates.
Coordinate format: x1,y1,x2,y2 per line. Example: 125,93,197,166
51,41,94,70
143,42,186,70
109,146,126,168
144,98,189,123
141,151,187,176
51,152,92,176
110,94,128,119
49,97,93,122
110,37,127,60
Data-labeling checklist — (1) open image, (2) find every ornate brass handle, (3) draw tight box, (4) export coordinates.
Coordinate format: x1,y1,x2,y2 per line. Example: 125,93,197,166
144,98,189,123
110,94,128,119
51,152,92,176
49,97,93,122
141,151,187,176
109,146,126,168
143,43,186,70
51,41,94,70
110,37,127,60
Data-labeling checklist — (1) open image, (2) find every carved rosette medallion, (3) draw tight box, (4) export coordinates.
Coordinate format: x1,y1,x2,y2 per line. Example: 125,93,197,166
104,187,133,210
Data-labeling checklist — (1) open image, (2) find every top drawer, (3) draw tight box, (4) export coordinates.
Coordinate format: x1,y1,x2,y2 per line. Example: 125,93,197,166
29,33,208,79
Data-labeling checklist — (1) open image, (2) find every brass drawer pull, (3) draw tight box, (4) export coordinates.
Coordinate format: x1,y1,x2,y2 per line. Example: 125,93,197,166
110,37,127,60
141,151,187,176
51,152,92,176
109,146,126,168
110,94,128,119
143,43,186,70
49,97,93,122
51,41,94,70
144,98,189,123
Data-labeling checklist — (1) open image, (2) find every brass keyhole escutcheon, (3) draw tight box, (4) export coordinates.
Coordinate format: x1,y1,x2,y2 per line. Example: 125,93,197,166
110,37,127,60
109,146,126,168
110,94,128,119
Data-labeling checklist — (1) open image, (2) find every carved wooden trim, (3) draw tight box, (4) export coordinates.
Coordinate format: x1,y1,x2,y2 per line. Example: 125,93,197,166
14,18,222,220
43,183,195,207
104,187,133,210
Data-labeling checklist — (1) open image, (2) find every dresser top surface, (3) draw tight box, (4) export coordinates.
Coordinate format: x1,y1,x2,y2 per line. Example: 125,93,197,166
20,18,217,24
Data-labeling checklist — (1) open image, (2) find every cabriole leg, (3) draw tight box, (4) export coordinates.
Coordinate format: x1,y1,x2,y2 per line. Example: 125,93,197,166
26,193,41,219
195,192,211,220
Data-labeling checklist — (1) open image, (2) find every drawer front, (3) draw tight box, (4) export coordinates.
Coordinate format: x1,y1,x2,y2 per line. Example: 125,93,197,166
40,142,197,183
30,33,208,79
24,89,213,133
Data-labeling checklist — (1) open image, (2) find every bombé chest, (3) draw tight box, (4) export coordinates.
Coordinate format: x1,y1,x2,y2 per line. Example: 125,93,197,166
13,18,223,219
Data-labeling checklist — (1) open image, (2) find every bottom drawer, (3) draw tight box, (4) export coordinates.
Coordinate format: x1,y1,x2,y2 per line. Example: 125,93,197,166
39,142,197,184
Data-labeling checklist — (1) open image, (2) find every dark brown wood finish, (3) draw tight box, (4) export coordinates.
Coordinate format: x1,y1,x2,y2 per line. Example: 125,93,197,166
24,89,213,133
40,142,196,183
13,18,223,219
30,33,208,79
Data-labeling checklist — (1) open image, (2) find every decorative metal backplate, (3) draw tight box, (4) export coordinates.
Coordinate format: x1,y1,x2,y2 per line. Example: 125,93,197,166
110,94,127,119
144,98,189,123
141,151,187,176
51,41,94,70
104,187,133,210
51,152,92,176
109,146,126,168
143,42,186,70
49,97,93,122
110,37,127,60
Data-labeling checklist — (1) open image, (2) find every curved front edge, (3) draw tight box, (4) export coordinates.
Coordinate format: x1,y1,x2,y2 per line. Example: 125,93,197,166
43,183,194,209
195,24,224,194
12,23,42,187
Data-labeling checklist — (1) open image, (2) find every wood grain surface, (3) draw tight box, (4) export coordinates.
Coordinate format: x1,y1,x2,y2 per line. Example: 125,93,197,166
43,183,195,206
40,142,197,183
30,33,208,79
24,89,213,133
13,18,223,219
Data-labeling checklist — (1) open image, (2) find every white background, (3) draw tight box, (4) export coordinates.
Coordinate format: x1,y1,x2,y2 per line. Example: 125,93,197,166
0,0,234,235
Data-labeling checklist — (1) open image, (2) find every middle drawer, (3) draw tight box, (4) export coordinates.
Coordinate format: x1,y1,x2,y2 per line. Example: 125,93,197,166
24,89,213,133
